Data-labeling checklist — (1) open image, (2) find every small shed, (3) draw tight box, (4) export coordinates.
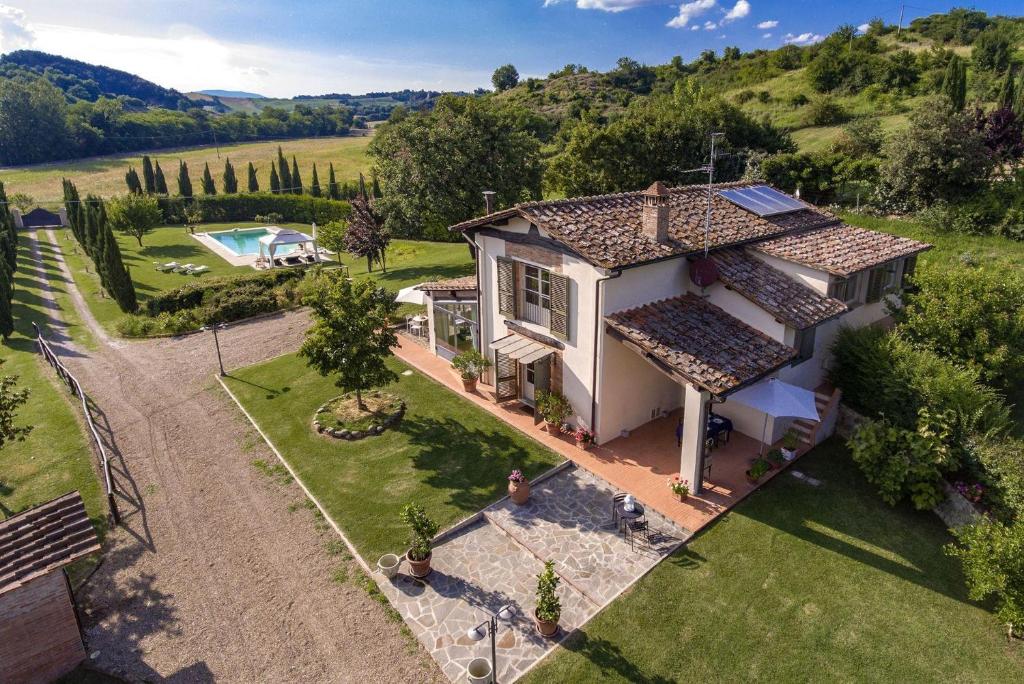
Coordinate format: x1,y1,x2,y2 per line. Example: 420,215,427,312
0,492,101,684
16,207,67,229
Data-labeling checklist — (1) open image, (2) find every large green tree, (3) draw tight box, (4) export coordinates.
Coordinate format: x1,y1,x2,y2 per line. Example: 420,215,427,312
491,64,520,92
309,163,321,197
247,162,259,192
201,162,216,195
269,164,281,193
142,155,156,193
290,156,302,194
154,160,169,194
997,68,1017,111
124,167,143,194
940,55,967,110
327,163,339,200
0,259,12,340
177,160,193,197
108,193,163,246
0,78,69,165
369,95,543,239
222,158,238,194
344,176,390,272
316,220,347,264
277,146,292,194
0,359,32,447
299,271,398,410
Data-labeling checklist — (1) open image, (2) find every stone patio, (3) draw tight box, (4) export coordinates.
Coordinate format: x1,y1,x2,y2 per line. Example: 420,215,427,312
378,466,689,682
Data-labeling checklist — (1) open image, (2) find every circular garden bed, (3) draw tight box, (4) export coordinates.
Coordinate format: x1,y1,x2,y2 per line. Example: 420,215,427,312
313,391,405,440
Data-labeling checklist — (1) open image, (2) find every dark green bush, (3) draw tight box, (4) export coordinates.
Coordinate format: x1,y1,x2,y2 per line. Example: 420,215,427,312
202,282,280,322
145,268,304,316
157,193,351,225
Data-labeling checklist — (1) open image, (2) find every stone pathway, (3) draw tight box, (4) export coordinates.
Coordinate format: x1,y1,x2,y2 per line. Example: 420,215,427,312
379,465,690,682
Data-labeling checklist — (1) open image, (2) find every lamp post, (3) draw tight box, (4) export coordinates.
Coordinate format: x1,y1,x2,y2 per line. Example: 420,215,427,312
202,322,227,376
467,603,516,683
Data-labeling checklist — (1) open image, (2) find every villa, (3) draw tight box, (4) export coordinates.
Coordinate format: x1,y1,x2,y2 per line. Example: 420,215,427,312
417,182,930,500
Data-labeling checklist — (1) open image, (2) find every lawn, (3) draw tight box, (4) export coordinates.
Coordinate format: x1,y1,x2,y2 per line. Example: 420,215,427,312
222,353,563,562
54,221,473,334
0,135,372,203
525,440,1024,683
1,234,105,533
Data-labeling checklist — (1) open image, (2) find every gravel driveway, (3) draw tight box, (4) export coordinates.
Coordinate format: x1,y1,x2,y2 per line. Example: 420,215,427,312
33,230,441,683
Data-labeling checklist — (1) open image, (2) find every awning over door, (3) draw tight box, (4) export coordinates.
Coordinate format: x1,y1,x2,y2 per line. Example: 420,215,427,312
490,333,555,365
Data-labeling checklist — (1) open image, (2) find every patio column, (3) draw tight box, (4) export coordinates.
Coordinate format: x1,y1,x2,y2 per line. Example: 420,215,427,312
680,383,710,494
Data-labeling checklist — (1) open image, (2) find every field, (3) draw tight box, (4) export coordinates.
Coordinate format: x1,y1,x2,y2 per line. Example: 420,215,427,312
0,135,372,204
223,354,563,561
524,440,1024,683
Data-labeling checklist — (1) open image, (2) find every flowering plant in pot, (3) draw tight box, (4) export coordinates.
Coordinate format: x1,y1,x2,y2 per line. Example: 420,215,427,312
668,476,690,501
451,350,491,393
536,390,572,432
746,458,771,484
781,430,800,460
570,426,595,449
534,560,561,637
508,468,531,505
400,502,439,578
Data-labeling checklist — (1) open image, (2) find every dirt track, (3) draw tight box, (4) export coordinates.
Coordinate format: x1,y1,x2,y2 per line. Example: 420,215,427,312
32,230,441,682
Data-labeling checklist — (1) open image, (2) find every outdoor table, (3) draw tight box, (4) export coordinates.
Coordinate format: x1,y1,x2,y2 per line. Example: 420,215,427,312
707,412,733,444
614,500,645,524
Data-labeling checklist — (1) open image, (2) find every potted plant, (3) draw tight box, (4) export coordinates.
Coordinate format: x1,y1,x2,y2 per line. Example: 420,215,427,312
508,469,530,505
534,560,561,638
745,458,771,484
766,448,784,470
400,502,439,579
536,390,572,432
570,426,595,450
668,476,690,502
451,350,491,393
781,430,800,461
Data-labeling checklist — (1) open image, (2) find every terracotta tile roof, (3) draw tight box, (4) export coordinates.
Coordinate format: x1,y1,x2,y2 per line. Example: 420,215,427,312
754,224,932,277
451,182,839,269
415,276,477,292
605,294,797,396
1,491,100,595
709,248,848,330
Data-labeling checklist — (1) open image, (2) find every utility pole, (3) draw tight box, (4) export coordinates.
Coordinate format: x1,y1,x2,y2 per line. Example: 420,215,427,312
896,3,905,39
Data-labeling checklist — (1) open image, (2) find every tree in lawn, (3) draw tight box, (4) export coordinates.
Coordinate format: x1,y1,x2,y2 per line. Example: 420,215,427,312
299,271,398,411
108,193,162,247
326,163,339,199
309,163,321,197
316,220,347,264
142,155,156,194
201,162,216,195
124,167,143,194
0,181,16,271
997,68,1016,112
246,162,259,192
491,64,519,92
62,179,86,251
940,55,967,111
269,163,281,193
344,175,390,272
177,160,193,198
0,358,32,446
98,214,137,312
276,146,291,194
290,156,302,194
222,158,238,194
154,160,168,194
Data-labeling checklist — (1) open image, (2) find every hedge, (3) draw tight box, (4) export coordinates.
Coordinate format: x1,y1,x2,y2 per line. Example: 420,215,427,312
145,267,305,316
157,192,351,225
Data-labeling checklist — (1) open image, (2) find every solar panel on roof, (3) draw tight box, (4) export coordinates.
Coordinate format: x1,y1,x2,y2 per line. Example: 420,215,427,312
718,185,808,217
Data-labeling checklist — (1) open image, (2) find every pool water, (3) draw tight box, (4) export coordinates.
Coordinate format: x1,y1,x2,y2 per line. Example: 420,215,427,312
208,228,297,256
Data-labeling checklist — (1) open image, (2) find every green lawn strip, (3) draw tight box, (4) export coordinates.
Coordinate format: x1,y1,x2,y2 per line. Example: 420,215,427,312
2,235,106,536
525,440,1024,683
37,229,96,349
223,353,563,562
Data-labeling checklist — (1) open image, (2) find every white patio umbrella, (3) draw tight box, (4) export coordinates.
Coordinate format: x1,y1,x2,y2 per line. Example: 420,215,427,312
395,284,427,306
727,378,819,456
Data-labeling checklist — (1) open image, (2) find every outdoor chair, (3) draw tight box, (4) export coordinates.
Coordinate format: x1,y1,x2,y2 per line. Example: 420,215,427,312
406,315,423,337
703,438,715,480
610,492,627,530
625,518,650,551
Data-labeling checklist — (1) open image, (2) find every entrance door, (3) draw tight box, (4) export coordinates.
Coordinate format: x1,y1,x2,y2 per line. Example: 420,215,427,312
520,362,537,407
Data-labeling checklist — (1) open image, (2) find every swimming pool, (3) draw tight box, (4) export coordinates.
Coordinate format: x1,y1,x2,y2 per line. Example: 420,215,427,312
207,228,297,256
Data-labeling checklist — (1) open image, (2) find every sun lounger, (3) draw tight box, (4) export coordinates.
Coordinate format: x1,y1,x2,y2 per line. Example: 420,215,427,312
304,254,318,264
155,261,180,272
175,263,196,272
186,265,210,275
284,255,303,266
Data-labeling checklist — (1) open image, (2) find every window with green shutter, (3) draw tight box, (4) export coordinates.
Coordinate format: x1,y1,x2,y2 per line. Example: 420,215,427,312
549,272,569,339
497,257,516,317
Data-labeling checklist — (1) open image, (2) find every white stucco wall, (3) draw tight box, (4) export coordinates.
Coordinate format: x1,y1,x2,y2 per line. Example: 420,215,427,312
752,252,831,294
602,257,689,314
698,281,788,344
597,332,683,442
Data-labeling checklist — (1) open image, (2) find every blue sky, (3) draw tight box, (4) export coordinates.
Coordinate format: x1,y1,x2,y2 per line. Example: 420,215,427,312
1,1,1021,97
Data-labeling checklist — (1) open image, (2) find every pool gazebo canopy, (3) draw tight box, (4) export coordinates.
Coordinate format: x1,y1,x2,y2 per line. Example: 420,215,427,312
257,228,318,265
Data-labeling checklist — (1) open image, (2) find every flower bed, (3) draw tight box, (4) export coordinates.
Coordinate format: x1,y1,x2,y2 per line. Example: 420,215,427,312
312,390,405,440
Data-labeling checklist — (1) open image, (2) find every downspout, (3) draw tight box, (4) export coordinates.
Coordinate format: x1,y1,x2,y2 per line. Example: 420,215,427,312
590,269,622,441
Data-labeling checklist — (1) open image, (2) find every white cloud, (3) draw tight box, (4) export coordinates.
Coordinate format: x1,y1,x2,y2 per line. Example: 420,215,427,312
762,33,772,38
722,0,750,23
757,20,778,29
691,25,700,31
542,0,655,11
856,22,870,34
666,0,716,29
783,31,825,46
0,4,35,52
704,20,718,30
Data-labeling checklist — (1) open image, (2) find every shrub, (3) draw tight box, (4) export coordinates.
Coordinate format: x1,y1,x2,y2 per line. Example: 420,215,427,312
788,93,810,107
202,283,279,322
400,503,439,561
536,560,562,623
946,518,1024,638
536,390,572,425
450,349,491,381
157,192,350,225
145,268,304,316
971,438,1024,521
803,96,848,127
848,414,952,510
735,90,756,104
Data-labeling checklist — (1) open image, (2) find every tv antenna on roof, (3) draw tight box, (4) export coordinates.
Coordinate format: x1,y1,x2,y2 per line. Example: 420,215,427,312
690,131,724,290
702,132,724,258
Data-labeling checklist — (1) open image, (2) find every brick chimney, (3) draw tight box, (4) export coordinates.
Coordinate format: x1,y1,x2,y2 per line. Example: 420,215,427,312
482,190,496,214
641,181,670,243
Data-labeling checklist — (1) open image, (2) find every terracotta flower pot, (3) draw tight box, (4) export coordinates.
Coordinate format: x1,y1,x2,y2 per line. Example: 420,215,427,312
509,480,530,505
462,377,478,393
677,492,689,502
406,550,432,578
745,470,761,485
576,439,590,451
534,609,559,638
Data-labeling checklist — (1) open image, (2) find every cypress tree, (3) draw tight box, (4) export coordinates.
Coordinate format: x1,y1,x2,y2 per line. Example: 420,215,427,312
0,181,16,271
941,55,967,111
247,162,259,192
277,147,291,194
997,67,1016,111
269,164,281,193
0,233,14,277
0,257,13,340
62,179,85,250
125,167,143,194
103,220,137,313
1015,69,1024,118
223,158,238,194
309,164,321,197
371,172,382,199
327,163,339,200
177,161,193,197
142,156,155,193
201,162,217,195
154,161,169,194
290,156,302,194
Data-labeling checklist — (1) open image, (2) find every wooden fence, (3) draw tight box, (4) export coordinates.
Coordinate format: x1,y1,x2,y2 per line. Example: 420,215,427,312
32,323,120,525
